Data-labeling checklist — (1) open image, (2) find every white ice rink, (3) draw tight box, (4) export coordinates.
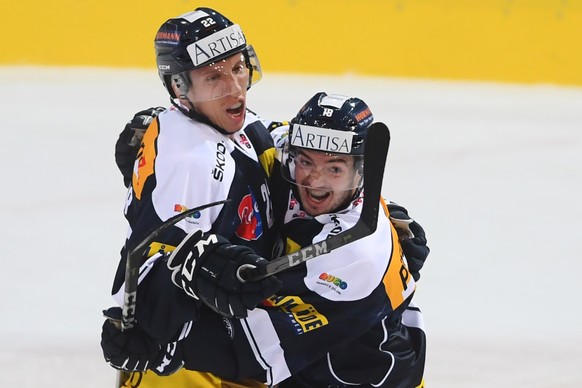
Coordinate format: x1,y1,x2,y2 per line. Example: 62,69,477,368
1,67,581,387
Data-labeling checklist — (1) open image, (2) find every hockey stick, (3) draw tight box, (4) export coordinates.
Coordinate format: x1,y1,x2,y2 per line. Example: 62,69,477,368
238,122,390,282
120,199,230,330
114,199,229,386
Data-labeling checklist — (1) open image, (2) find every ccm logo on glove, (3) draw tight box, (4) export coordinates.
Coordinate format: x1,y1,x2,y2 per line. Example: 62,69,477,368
180,234,219,285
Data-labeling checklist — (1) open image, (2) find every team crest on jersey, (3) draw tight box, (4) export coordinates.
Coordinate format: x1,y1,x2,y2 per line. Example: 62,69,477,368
289,196,299,210
236,191,263,241
288,192,309,219
238,133,252,149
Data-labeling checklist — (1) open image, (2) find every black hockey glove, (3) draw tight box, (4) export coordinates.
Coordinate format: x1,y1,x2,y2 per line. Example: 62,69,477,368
387,203,430,281
167,230,282,319
100,307,184,376
115,107,166,187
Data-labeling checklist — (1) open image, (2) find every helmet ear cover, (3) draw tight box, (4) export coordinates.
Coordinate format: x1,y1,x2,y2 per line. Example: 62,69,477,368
171,73,191,98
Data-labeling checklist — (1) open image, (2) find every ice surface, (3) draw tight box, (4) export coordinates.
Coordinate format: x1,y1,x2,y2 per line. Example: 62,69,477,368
1,67,581,387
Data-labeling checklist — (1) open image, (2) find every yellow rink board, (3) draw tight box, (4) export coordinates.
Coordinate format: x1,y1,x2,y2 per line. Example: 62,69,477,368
3,0,581,85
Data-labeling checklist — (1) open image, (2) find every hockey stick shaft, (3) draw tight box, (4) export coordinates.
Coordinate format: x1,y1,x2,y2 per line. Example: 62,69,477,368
121,199,230,330
239,122,390,282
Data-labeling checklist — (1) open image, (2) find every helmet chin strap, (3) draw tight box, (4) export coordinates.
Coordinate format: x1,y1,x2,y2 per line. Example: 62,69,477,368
169,96,232,136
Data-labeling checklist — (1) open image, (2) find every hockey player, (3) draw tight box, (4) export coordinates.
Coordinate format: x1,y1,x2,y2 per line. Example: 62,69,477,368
103,92,428,387
267,93,426,387
107,7,283,388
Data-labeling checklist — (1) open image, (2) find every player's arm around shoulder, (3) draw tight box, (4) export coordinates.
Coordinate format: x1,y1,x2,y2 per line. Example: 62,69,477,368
240,110,280,177
268,122,291,150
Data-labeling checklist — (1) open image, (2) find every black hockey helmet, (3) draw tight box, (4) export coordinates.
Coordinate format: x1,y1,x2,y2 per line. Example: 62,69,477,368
281,92,374,192
154,7,262,99
289,92,374,156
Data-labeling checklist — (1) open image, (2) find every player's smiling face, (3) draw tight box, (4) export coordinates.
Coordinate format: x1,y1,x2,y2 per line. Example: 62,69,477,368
188,53,249,133
294,149,361,216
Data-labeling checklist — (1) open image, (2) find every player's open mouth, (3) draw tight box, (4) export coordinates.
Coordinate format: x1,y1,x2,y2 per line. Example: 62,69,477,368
306,189,331,202
226,102,244,116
